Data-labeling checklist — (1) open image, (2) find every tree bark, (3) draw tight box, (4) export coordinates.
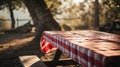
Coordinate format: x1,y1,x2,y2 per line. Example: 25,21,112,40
23,0,61,41
7,0,16,28
94,0,99,28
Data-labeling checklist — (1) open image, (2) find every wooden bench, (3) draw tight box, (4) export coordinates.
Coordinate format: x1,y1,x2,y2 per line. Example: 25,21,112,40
19,55,48,67
19,53,77,67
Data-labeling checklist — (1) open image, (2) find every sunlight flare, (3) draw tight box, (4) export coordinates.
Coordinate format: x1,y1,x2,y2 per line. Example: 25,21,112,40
73,0,84,3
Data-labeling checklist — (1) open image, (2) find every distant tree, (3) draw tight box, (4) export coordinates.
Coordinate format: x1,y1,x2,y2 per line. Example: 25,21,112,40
7,0,15,28
0,0,23,28
45,0,62,16
103,0,120,20
94,0,100,28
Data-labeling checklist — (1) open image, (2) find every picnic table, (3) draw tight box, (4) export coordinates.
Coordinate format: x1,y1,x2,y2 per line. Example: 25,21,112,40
40,30,120,67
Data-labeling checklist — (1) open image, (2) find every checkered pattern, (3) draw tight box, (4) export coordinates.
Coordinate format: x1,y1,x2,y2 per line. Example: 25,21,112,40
40,31,107,67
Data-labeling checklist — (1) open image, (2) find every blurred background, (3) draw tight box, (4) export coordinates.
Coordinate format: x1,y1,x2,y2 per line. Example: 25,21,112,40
0,0,120,31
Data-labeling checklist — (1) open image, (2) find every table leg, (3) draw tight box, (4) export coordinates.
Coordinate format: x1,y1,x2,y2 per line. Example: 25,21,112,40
52,49,62,61
51,49,62,67
43,49,77,67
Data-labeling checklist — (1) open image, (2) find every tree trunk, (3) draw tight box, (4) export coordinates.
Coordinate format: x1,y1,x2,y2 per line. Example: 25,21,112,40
23,0,61,40
7,0,15,28
94,0,99,28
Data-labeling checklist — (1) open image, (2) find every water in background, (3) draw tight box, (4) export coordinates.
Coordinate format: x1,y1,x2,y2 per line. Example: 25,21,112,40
0,8,33,28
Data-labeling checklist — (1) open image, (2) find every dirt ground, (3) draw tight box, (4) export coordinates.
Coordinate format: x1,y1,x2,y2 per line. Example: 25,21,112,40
0,32,43,67
0,32,78,67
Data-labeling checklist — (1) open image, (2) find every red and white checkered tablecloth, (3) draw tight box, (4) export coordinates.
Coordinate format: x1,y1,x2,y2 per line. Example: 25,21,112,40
40,30,120,67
